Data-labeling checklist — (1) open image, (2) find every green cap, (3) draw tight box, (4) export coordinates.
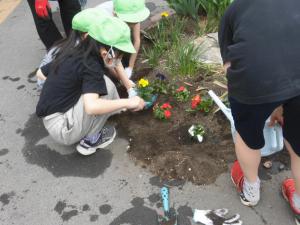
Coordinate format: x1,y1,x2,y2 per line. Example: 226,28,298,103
88,16,136,54
72,8,109,32
113,0,150,23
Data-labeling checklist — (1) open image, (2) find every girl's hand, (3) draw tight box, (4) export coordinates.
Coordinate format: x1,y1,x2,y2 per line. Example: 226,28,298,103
269,106,284,127
127,96,145,111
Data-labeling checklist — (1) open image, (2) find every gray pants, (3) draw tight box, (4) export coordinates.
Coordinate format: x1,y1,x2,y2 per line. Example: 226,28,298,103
43,76,120,145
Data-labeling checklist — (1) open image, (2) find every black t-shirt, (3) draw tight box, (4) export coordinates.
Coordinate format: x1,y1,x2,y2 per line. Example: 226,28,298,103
36,55,107,117
219,0,300,104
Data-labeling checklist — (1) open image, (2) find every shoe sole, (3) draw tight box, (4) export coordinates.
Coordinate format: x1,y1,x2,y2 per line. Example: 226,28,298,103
76,130,117,156
281,187,300,225
231,175,259,207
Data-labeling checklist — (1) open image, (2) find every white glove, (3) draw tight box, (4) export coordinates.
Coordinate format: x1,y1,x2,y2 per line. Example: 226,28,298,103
193,208,242,225
125,67,133,79
127,87,138,98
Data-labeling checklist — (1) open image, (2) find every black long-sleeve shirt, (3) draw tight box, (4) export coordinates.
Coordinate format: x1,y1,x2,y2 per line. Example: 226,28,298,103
219,0,300,104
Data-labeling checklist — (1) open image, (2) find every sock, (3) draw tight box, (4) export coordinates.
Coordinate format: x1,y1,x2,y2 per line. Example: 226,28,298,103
243,178,261,203
293,193,300,211
84,133,101,144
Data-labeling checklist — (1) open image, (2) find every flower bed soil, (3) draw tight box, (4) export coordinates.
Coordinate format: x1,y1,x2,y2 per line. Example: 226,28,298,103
112,67,238,185
113,61,291,185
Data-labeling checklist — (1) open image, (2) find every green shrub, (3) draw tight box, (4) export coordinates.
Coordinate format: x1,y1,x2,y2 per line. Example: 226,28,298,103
142,16,187,68
142,46,162,67
199,0,233,22
167,0,233,31
167,0,202,20
167,41,201,77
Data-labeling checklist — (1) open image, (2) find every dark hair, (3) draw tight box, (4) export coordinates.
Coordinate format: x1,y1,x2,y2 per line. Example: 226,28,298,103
51,34,125,73
56,31,83,54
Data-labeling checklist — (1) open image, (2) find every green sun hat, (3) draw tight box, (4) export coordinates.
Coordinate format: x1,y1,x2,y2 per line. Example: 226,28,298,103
88,16,136,54
113,0,150,23
72,8,109,32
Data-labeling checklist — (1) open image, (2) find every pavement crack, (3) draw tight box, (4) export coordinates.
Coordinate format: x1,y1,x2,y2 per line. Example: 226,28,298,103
251,207,268,225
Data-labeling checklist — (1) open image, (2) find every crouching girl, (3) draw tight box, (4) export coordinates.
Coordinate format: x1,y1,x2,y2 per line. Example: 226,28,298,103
36,16,145,156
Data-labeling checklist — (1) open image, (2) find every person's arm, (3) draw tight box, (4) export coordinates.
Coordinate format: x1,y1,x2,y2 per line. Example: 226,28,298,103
128,23,141,70
36,62,51,80
83,94,145,115
36,68,47,81
115,63,135,90
223,62,231,73
107,67,120,80
219,6,234,69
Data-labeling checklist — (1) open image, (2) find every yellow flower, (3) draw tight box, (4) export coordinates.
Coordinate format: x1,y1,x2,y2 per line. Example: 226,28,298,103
161,11,169,18
138,78,149,88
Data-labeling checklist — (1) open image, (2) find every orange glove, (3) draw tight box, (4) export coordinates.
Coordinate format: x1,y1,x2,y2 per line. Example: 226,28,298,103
35,0,51,18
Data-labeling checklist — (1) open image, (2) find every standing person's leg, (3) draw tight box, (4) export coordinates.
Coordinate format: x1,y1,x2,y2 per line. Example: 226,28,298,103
281,96,300,224
58,0,81,36
285,141,300,199
230,97,282,206
235,133,261,183
27,0,63,49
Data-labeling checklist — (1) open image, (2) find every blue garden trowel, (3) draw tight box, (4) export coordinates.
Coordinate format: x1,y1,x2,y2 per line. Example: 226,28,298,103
158,187,177,225
208,90,284,157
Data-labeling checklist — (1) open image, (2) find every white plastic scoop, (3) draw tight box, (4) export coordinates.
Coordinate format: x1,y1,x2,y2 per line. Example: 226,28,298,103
208,90,284,157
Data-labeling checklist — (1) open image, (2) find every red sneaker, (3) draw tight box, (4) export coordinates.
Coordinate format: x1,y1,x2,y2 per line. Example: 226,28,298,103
282,179,300,225
231,160,259,206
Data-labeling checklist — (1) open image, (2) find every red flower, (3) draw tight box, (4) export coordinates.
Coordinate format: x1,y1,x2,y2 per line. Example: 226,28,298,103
176,86,185,92
191,95,201,109
192,95,201,104
191,102,198,109
164,110,171,119
161,102,172,109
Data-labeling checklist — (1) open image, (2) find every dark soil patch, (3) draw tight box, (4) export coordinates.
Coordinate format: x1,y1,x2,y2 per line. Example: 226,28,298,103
114,70,236,185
